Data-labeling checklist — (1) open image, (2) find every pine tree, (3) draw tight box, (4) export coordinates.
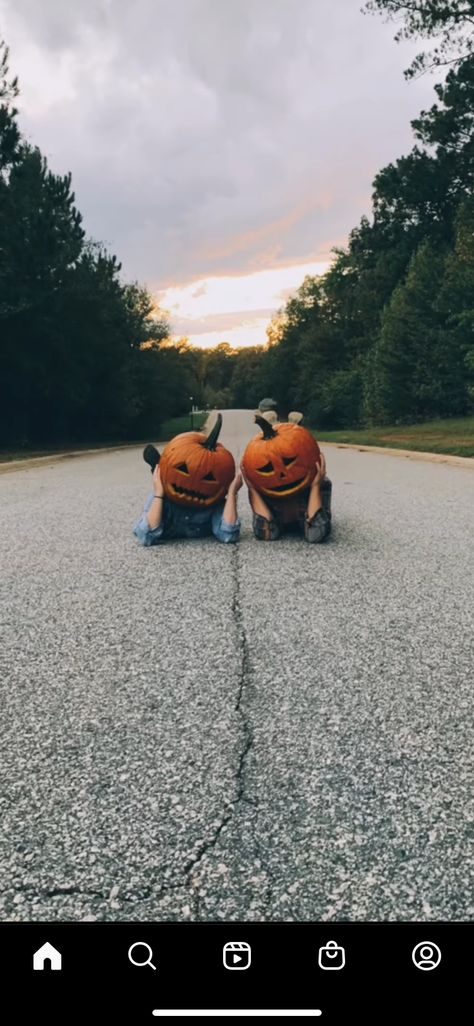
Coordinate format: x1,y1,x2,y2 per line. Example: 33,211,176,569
372,242,451,421
438,199,474,409
364,1,474,78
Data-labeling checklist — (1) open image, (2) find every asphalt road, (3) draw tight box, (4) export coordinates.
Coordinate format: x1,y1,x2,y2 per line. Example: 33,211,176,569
1,409,473,923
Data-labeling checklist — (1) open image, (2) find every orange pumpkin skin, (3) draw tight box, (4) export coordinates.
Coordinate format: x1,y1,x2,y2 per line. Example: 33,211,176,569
242,419,320,499
160,415,235,508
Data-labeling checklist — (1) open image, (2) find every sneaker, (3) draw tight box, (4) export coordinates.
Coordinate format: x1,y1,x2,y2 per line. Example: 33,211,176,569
143,444,160,472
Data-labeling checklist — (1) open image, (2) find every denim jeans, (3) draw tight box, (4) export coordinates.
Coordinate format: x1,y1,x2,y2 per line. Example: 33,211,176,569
133,493,240,546
252,479,332,543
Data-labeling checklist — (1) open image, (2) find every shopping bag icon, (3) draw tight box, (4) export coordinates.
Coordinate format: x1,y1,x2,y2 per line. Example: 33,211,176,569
318,940,345,970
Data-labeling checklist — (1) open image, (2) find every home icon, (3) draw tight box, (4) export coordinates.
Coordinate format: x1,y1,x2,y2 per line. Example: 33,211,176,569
33,942,62,971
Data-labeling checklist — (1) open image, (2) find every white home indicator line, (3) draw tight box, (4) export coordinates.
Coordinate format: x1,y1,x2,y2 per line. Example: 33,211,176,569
152,1012,322,1018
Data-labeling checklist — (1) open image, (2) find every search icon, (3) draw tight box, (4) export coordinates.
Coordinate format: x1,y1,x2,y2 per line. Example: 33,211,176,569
128,942,157,970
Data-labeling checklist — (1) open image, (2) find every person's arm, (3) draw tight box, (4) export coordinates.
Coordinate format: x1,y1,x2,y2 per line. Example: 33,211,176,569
146,465,166,530
306,452,327,521
222,471,243,525
212,472,242,543
241,466,281,541
241,468,273,519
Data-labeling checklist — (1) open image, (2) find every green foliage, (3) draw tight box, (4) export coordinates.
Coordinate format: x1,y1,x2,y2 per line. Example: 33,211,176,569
317,369,364,429
0,39,181,447
440,198,474,404
157,411,207,440
370,243,450,421
363,1,474,78
227,346,268,408
249,52,474,429
367,198,474,423
0,41,19,171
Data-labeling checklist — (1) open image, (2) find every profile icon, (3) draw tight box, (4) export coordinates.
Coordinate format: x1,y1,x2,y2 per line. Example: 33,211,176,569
412,941,442,971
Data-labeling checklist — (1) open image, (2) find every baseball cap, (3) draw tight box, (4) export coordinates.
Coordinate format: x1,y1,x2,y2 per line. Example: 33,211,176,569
258,397,278,412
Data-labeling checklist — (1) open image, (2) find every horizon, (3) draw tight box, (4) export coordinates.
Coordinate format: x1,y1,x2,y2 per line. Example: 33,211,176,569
157,259,331,349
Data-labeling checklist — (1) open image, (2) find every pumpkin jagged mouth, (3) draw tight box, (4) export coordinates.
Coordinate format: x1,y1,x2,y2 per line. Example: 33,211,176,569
266,476,306,493
171,483,219,502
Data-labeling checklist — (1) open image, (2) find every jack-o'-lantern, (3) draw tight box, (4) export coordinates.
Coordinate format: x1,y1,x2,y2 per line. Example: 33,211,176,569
242,415,320,499
160,413,235,507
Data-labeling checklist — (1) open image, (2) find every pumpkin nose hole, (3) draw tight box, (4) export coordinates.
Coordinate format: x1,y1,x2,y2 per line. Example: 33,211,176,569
279,472,285,478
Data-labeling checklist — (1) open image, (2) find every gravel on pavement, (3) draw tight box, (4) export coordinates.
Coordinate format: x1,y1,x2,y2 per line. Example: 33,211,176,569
1,410,473,922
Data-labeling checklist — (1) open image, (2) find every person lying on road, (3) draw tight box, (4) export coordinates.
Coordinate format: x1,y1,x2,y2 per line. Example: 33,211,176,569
133,415,242,546
255,398,304,427
241,413,332,543
244,453,331,543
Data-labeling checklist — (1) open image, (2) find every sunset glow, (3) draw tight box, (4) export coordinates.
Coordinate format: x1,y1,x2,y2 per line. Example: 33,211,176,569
157,260,330,349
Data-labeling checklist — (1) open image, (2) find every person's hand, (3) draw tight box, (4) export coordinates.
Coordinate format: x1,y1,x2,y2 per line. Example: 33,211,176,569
228,471,243,494
240,465,256,494
311,452,326,487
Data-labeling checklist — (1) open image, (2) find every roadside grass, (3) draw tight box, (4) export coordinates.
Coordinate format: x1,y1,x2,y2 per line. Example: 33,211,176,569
313,417,474,458
4,413,472,463
157,411,207,440
0,412,207,464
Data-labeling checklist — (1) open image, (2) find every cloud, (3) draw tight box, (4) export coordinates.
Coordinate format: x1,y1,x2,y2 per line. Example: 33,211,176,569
0,0,436,298
157,260,330,346
181,316,273,350
170,307,276,338
191,283,208,299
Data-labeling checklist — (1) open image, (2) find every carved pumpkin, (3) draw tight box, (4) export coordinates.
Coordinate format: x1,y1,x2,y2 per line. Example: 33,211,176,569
242,415,320,499
160,413,235,508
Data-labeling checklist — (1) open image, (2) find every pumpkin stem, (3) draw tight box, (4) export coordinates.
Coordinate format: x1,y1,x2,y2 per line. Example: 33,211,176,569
203,412,223,450
255,413,277,439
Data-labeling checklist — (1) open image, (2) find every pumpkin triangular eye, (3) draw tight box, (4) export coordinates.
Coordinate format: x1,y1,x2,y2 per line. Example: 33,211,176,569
202,472,216,481
258,462,274,473
283,456,296,466
175,462,189,474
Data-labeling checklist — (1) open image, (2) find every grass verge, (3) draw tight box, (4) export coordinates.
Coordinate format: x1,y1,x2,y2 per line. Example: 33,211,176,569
314,417,474,458
157,412,207,439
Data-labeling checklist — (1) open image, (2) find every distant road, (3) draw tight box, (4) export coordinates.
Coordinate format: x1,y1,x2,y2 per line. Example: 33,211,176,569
1,409,473,922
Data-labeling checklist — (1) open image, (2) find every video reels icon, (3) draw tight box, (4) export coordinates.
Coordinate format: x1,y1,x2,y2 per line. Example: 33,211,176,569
223,941,252,971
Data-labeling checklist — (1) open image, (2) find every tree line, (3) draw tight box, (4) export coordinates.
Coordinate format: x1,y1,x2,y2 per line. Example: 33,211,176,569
204,7,474,431
0,36,272,447
250,1,474,427
1,1,473,447
0,40,202,447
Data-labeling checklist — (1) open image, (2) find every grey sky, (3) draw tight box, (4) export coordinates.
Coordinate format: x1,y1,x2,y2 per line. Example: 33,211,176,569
0,0,436,329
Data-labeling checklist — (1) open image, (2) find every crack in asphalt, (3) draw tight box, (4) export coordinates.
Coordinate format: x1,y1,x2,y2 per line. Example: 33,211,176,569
5,547,257,919
181,546,254,897
251,834,299,921
2,888,104,898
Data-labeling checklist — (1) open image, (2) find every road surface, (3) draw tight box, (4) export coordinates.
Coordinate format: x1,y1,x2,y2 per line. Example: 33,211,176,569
1,409,473,922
